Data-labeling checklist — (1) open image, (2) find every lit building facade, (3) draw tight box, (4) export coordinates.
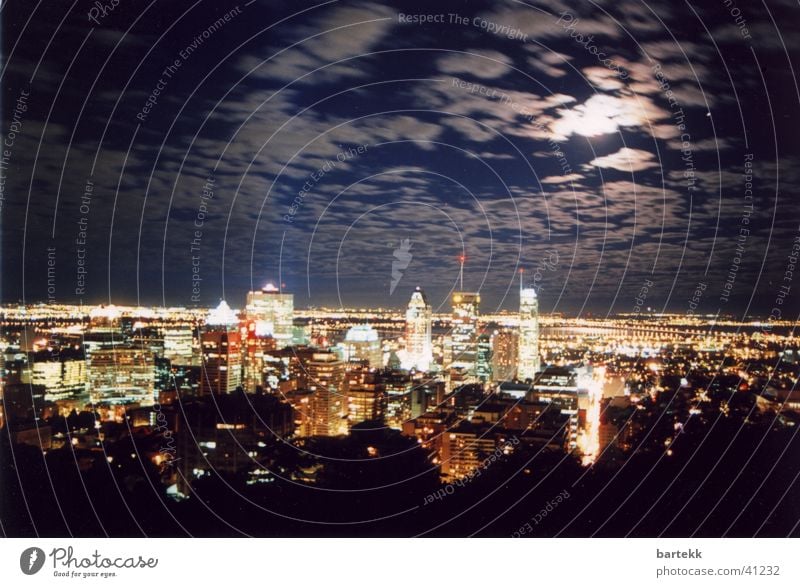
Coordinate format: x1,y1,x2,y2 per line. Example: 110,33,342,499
440,426,497,480
306,351,347,436
88,346,155,406
339,325,382,368
23,351,87,401
345,368,385,426
241,321,278,392
518,287,540,381
380,370,412,429
530,366,581,450
476,333,492,383
403,287,432,371
200,301,242,395
162,326,195,365
491,329,518,382
447,292,480,384
245,283,294,348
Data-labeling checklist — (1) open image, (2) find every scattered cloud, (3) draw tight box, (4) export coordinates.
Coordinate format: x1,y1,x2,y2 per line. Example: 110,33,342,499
437,50,514,79
588,147,659,172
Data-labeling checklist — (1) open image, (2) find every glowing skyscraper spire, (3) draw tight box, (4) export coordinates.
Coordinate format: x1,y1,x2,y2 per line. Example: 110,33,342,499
518,272,541,381
403,286,433,371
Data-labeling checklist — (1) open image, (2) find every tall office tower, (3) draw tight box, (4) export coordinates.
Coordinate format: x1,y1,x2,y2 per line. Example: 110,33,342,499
491,329,519,382
345,367,385,426
518,286,541,381
306,351,347,436
284,389,315,437
449,292,480,377
241,321,278,392
379,370,413,429
476,333,492,383
245,282,294,348
23,349,87,401
163,326,195,365
403,287,432,371
339,325,382,368
285,346,320,390
410,378,446,418
200,301,242,395
530,366,581,451
88,346,155,406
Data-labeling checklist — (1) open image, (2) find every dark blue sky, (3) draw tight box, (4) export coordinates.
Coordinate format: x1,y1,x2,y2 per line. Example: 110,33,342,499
3,0,800,317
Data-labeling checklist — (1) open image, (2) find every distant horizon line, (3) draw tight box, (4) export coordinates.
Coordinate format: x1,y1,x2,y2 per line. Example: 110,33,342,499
0,301,789,323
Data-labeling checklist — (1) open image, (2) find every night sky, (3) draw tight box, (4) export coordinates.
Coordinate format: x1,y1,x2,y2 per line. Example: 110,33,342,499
3,0,800,316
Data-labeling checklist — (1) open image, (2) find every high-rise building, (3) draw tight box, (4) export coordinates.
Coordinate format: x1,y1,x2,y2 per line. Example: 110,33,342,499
163,326,195,365
306,351,347,436
410,378,446,418
448,291,480,378
241,321,278,392
245,283,294,348
530,366,581,450
518,286,540,381
379,370,413,429
403,287,432,371
88,346,155,406
491,329,519,382
285,388,315,437
338,325,382,368
23,349,87,401
345,367,385,426
200,330,242,395
476,333,492,383
200,301,242,395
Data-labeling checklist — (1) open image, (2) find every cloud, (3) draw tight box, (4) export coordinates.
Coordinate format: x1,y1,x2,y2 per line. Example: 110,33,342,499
582,66,626,90
541,173,585,184
437,50,513,79
238,3,396,85
668,137,734,152
549,93,671,139
588,147,659,171
525,45,571,78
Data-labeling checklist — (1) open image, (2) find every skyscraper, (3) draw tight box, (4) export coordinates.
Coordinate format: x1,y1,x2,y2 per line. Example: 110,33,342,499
448,291,480,377
403,287,432,371
305,351,348,436
23,349,87,401
476,333,492,383
491,329,518,382
345,367,385,426
518,286,540,381
380,369,412,429
88,346,155,406
245,282,294,348
200,301,242,395
339,324,382,368
241,320,278,392
163,326,194,365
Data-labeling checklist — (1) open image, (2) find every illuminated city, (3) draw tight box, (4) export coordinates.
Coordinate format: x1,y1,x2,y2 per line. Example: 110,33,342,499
3,285,800,535
3,0,800,548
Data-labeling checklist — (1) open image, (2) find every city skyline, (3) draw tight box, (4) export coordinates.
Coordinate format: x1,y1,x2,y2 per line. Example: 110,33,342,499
3,0,800,544
4,278,800,537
